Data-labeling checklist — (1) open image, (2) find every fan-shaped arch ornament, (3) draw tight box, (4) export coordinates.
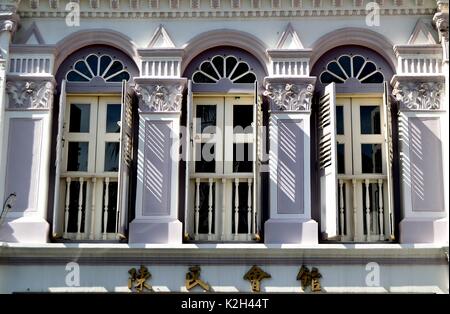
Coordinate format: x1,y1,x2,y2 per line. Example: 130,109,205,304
66,53,131,83
192,55,257,84
319,54,384,84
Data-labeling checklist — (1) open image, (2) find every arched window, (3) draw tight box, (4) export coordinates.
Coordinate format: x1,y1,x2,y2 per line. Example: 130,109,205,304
66,53,130,83
319,54,384,84
182,47,265,242
53,46,137,242
192,55,257,84
311,46,396,244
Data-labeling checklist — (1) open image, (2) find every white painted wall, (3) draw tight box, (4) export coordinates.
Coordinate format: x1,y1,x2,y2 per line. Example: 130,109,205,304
16,14,429,50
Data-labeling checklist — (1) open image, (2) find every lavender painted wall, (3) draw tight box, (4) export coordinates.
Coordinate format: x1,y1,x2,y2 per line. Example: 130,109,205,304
409,117,445,212
5,118,43,213
277,119,304,215
142,120,172,216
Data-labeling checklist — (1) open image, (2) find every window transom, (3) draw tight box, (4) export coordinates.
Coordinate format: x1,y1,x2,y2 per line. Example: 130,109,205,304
192,55,257,84
66,53,131,83
319,54,384,84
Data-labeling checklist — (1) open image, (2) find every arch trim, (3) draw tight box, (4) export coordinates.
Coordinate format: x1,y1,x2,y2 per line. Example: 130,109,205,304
182,29,269,76
310,28,396,72
54,29,140,75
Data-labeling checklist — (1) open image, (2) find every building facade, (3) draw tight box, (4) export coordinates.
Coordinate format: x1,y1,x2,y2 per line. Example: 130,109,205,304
0,0,448,293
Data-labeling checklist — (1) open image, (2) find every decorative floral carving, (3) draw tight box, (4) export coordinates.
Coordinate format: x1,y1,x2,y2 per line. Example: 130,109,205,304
263,83,314,111
392,82,443,110
6,80,54,109
135,84,184,112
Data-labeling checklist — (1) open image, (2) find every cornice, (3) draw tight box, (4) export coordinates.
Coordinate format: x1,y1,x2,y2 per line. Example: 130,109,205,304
15,0,437,19
0,243,447,266
266,49,313,59
138,48,184,58
394,44,444,56
9,44,56,54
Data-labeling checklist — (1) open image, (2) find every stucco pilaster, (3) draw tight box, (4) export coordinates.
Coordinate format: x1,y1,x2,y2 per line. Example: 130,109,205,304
0,76,55,243
263,76,318,244
129,77,187,244
433,0,450,246
392,75,448,244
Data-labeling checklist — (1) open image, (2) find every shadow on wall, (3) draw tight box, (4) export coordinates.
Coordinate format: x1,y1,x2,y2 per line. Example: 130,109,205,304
399,115,445,212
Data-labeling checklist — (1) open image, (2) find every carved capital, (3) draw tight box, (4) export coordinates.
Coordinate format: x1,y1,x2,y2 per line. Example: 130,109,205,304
263,82,314,111
0,6,19,34
6,80,55,110
392,81,444,111
135,83,184,112
433,11,449,41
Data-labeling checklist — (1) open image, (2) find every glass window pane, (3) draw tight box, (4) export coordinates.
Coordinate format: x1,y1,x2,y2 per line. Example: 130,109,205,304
67,71,89,82
104,142,120,172
336,105,344,135
352,56,365,76
234,73,256,83
233,143,253,173
195,143,215,173
69,103,90,133
327,62,346,80
358,62,377,80
337,143,345,174
338,55,352,78
233,105,253,132
360,106,381,134
67,142,89,171
106,104,121,133
361,144,382,173
196,105,216,133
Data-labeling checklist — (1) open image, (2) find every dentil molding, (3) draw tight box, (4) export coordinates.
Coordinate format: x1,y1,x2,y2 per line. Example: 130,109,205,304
6,79,55,110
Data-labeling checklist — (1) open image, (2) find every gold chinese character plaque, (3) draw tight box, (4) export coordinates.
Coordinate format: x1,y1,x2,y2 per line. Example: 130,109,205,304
243,265,271,292
185,266,210,291
296,265,322,292
128,265,152,293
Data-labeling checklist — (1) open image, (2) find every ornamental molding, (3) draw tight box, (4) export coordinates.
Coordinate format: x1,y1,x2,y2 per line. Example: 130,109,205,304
263,82,314,111
433,12,449,41
392,80,444,111
135,80,186,112
433,0,449,41
6,79,55,110
15,0,436,19
0,10,19,34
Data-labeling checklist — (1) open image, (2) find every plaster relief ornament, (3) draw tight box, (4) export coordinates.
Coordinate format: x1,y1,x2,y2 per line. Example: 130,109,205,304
263,83,314,111
6,81,54,109
243,265,271,292
185,266,210,291
135,84,184,112
392,82,443,110
128,265,152,293
297,265,322,292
